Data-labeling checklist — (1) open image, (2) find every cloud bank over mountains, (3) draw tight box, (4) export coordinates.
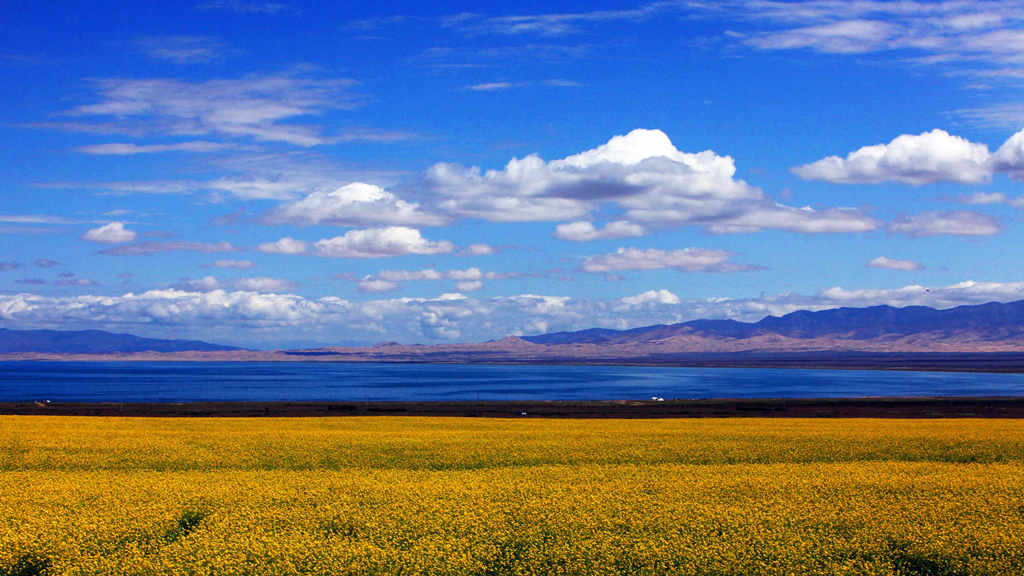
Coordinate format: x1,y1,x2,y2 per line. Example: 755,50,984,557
5,280,1024,346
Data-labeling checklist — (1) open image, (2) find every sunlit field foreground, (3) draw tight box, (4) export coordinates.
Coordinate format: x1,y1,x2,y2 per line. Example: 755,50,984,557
3,417,1024,575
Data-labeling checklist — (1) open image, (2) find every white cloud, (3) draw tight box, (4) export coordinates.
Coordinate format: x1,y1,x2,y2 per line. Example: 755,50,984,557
82,222,137,244
718,1,1024,72
135,36,226,64
447,267,483,281
358,267,504,293
793,129,993,185
8,280,1024,346
748,19,901,54
207,177,310,201
233,277,294,292
257,237,308,254
962,191,1024,208
554,220,644,241
992,128,1024,180
867,256,925,271
314,227,454,258
964,191,1010,205
428,128,877,233
56,276,98,287
0,214,73,225
464,243,496,255
581,247,750,273
78,141,230,155
378,269,444,282
465,82,529,91
956,103,1024,130
358,277,399,293
173,276,222,291
270,182,446,227
66,72,359,147
196,1,290,14
214,259,254,269
101,241,236,255
889,210,1001,236
618,289,681,309
703,204,879,234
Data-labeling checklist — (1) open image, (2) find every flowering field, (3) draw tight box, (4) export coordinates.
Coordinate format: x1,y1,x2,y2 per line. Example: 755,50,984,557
2,416,1023,575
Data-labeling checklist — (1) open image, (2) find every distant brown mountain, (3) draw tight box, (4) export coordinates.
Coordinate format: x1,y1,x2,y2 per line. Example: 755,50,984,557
522,301,1024,347
5,301,1024,363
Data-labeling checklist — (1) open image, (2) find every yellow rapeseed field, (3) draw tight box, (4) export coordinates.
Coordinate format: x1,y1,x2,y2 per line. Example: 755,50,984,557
2,416,1024,575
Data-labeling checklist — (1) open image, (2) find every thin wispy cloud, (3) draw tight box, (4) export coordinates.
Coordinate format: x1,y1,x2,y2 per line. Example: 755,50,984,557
445,4,672,37
62,71,360,147
100,241,237,255
464,82,529,92
77,141,232,155
135,36,228,64
195,0,291,14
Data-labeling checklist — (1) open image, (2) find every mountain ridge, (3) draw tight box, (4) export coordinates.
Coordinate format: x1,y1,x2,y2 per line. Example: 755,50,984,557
521,300,1024,345
0,328,239,354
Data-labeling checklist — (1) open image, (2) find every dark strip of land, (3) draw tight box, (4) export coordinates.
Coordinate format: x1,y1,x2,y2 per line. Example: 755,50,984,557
4,397,1024,418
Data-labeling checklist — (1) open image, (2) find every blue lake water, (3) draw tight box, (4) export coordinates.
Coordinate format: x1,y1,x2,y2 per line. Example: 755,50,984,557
2,361,1024,402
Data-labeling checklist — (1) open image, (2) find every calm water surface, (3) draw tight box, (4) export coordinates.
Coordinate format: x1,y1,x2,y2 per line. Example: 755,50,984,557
2,361,1024,402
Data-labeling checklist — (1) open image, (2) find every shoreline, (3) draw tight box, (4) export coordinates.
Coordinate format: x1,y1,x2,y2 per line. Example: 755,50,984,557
7,352,1024,372
4,397,1024,418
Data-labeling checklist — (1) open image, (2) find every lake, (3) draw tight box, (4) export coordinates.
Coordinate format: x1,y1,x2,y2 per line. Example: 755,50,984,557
2,361,1024,402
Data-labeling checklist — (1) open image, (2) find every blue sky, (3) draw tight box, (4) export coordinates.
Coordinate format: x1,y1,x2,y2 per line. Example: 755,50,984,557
2,0,1024,347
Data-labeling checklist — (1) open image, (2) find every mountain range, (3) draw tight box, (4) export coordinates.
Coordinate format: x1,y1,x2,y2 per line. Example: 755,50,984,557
4,300,1024,361
523,300,1024,346
0,328,237,354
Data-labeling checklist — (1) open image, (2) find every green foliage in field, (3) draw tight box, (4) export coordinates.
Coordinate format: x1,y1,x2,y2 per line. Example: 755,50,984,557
1,417,1023,575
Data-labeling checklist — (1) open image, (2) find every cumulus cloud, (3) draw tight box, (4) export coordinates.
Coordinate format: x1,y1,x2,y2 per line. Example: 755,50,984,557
617,289,681,309
214,259,254,269
256,237,308,254
554,220,644,241
233,277,294,292
314,227,454,258
428,128,877,233
357,267,506,293
867,256,925,271
992,128,1024,180
82,222,137,244
7,280,1024,346
581,247,752,273
270,182,446,227
793,129,993,185
889,210,1001,236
